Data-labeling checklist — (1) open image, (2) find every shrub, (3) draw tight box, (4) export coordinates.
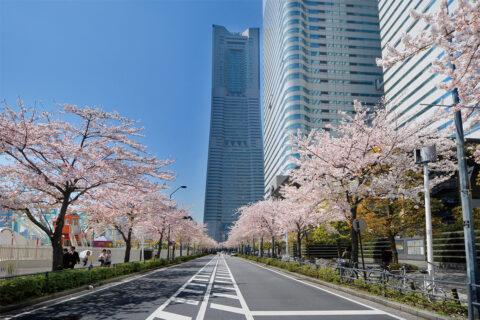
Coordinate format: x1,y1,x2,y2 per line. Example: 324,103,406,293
0,274,45,305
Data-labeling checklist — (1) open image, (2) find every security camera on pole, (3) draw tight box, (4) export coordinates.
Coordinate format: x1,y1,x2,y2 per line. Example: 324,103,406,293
414,146,437,278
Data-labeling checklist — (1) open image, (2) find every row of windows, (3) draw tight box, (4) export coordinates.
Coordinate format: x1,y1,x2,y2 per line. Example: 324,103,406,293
283,46,379,59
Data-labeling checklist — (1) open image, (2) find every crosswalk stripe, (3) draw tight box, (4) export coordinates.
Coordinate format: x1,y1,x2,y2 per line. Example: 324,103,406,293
152,310,191,320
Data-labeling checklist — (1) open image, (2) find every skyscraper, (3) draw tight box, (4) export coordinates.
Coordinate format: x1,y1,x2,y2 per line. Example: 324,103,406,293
263,0,384,195
378,0,457,131
204,25,264,242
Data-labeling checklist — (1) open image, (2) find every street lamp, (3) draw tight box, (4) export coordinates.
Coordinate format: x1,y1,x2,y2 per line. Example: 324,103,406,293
167,186,187,260
414,145,437,278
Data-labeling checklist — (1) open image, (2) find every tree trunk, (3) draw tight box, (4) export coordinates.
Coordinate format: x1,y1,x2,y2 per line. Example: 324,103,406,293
297,231,302,259
336,239,341,258
187,245,190,256
305,232,310,260
260,237,264,257
271,236,275,258
350,205,359,265
172,243,176,259
52,195,71,271
156,233,164,259
180,244,183,257
124,229,132,262
388,233,398,264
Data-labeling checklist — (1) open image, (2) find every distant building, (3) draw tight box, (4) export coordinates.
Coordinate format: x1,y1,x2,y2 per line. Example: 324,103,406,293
203,25,264,242
263,0,384,195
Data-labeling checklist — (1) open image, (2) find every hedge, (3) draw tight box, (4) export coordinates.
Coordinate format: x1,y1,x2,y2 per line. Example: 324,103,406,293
239,255,467,318
0,254,207,305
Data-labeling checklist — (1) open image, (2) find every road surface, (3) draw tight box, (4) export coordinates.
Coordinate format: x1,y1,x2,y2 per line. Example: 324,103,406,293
3,254,416,320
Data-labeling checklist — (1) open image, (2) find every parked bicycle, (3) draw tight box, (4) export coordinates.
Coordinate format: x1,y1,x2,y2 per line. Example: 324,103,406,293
335,258,358,284
418,262,447,302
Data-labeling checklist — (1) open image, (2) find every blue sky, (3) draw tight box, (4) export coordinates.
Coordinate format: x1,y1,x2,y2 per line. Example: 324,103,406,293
0,0,263,222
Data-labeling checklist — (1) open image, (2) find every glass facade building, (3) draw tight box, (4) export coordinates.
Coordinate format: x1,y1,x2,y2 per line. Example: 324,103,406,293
204,25,264,242
378,0,457,131
263,0,384,194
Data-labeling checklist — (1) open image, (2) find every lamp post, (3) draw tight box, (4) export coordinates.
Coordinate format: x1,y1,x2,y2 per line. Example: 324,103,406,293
414,145,437,278
167,186,187,260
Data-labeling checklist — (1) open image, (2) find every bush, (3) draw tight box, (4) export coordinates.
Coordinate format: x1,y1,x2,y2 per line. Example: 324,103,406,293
0,253,206,305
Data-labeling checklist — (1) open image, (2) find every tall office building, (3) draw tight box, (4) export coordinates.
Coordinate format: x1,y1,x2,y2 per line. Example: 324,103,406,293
378,0,457,131
263,0,384,194
204,25,264,242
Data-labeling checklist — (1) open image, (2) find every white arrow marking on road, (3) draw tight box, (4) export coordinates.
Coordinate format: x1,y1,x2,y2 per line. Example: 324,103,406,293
210,303,244,314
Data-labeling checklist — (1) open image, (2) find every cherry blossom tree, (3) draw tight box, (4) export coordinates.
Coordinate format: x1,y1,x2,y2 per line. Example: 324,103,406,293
0,102,173,270
287,101,454,263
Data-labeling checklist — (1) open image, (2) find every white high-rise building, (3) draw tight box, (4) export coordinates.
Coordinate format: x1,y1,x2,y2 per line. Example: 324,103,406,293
378,0,460,131
263,0,384,195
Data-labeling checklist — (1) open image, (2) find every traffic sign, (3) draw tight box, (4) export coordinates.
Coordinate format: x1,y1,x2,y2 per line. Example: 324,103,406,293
353,218,367,232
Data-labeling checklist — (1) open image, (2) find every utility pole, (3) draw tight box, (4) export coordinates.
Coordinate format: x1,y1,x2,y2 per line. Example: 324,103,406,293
454,108,480,319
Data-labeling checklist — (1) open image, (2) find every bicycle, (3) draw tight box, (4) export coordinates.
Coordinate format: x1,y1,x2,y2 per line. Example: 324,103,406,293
419,262,447,303
335,259,358,284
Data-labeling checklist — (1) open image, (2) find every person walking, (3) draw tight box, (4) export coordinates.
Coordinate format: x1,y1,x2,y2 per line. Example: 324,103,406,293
69,246,80,269
83,251,93,270
104,250,112,267
98,249,107,267
63,248,70,269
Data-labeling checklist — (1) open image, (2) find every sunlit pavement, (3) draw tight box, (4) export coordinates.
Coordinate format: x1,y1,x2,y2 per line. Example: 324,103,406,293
3,254,417,320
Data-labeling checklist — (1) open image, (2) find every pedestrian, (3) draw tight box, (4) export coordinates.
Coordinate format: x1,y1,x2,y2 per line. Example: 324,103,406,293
98,249,107,267
380,249,392,269
69,246,80,269
83,251,93,270
105,250,112,267
63,248,70,269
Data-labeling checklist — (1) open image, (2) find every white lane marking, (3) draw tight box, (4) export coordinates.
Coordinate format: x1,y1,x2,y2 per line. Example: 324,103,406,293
215,276,231,280
223,256,254,320
214,285,235,291
214,279,232,284
211,292,239,299
210,303,244,315
195,258,219,320
151,310,191,320
239,258,405,320
182,288,204,294
192,278,209,282
251,310,386,316
172,297,199,306
5,256,211,320
145,256,217,320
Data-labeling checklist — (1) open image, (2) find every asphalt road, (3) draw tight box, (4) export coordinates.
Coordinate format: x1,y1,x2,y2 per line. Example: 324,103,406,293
2,254,413,320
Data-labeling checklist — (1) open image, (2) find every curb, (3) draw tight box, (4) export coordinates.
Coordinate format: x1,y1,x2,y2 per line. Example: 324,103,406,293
242,258,456,320
0,255,208,315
